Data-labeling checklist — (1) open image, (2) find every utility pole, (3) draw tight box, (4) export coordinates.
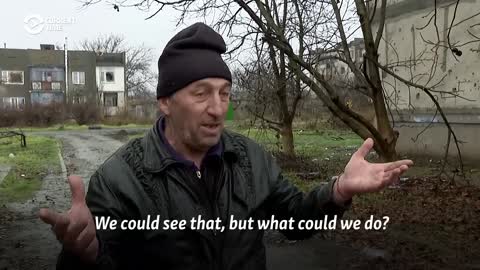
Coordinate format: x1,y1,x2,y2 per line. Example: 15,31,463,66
65,37,69,104
63,36,69,128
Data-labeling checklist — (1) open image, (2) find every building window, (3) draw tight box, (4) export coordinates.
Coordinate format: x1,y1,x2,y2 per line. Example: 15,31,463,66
2,97,25,109
106,72,114,82
30,67,64,91
104,93,118,107
72,95,86,104
52,82,61,90
31,69,63,82
1,71,24,85
72,71,85,85
101,71,115,83
32,82,42,90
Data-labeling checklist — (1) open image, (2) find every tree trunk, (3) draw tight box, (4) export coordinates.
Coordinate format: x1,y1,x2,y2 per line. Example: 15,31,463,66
280,122,295,157
355,0,399,162
375,134,398,162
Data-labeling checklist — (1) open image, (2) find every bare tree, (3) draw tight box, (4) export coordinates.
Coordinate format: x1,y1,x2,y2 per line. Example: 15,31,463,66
78,0,479,166
235,50,306,157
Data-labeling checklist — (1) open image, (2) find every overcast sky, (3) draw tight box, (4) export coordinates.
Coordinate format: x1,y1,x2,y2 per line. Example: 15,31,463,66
1,0,361,72
0,0,198,66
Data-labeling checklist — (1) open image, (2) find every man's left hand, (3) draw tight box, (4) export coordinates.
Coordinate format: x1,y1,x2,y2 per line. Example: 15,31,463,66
334,138,413,203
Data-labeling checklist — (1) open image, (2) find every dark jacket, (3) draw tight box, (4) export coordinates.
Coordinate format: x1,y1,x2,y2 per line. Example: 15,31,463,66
57,126,350,270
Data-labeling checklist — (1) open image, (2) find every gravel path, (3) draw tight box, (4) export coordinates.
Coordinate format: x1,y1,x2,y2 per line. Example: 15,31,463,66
0,131,124,270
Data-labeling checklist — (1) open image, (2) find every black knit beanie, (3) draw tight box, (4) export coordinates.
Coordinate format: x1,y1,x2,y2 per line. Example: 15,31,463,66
156,22,232,99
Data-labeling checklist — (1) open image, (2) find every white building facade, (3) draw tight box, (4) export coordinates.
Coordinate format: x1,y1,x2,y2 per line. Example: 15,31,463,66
95,53,127,116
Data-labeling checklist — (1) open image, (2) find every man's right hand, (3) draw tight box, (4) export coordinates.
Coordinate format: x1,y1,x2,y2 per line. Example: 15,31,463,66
39,175,98,263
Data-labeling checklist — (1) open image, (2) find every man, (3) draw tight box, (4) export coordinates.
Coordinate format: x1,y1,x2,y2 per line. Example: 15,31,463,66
39,22,413,270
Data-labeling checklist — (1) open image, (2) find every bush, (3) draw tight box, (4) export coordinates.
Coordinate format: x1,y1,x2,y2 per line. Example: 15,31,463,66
0,109,17,127
0,103,152,128
0,103,65,127
70,103,101,125
25,103,64,126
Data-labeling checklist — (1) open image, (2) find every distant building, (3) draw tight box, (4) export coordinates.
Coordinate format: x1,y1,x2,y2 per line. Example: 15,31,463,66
312,38,374,122
315,38,366,80
95,53,127,116
0,44,126,116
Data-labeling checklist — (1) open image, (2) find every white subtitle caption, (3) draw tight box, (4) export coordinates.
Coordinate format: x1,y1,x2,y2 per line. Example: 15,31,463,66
95,215,390,231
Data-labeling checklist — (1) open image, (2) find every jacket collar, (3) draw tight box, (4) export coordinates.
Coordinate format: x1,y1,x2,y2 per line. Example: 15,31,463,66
142,117,239,173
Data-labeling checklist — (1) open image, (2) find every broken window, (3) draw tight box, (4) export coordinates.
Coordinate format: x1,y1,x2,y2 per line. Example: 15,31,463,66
1,71,24,85
101,71,115,83
106,72,114,82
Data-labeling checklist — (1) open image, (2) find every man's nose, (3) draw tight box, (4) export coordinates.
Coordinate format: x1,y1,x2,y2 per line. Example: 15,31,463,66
206,93,224,117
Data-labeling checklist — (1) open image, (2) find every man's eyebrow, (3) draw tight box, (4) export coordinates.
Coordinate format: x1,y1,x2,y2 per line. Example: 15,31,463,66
194,81,231,89
192,81,213,90
222,82,232,89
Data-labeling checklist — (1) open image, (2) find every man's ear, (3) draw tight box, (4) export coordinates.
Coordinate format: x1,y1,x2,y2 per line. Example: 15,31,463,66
158,97,170,115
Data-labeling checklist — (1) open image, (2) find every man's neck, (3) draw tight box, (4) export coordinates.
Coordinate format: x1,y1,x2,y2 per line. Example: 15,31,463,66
164,122,206,168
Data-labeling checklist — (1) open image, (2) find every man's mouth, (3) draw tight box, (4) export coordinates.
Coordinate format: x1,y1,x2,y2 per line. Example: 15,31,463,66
202,123,220,129
201,123,221,133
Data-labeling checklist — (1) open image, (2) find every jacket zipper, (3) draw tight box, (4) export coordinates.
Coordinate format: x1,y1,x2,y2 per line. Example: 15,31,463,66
196,167,219,236
197,161,224,270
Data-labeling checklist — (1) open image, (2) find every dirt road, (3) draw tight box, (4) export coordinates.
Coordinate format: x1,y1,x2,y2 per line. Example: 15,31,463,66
0,129,359,270
0,130,124,270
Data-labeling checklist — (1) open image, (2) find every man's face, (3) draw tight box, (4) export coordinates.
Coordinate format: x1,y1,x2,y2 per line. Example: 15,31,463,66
159,77,231,152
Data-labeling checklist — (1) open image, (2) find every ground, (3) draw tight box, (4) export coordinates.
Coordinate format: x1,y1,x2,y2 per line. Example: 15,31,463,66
0,130,124,270
0,127,479,269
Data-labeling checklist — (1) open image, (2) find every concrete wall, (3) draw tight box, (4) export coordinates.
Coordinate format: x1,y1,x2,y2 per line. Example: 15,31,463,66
368,0,480,161
67,51,97,105
372,0,480,110
117,91,125,108
395,122,480,161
